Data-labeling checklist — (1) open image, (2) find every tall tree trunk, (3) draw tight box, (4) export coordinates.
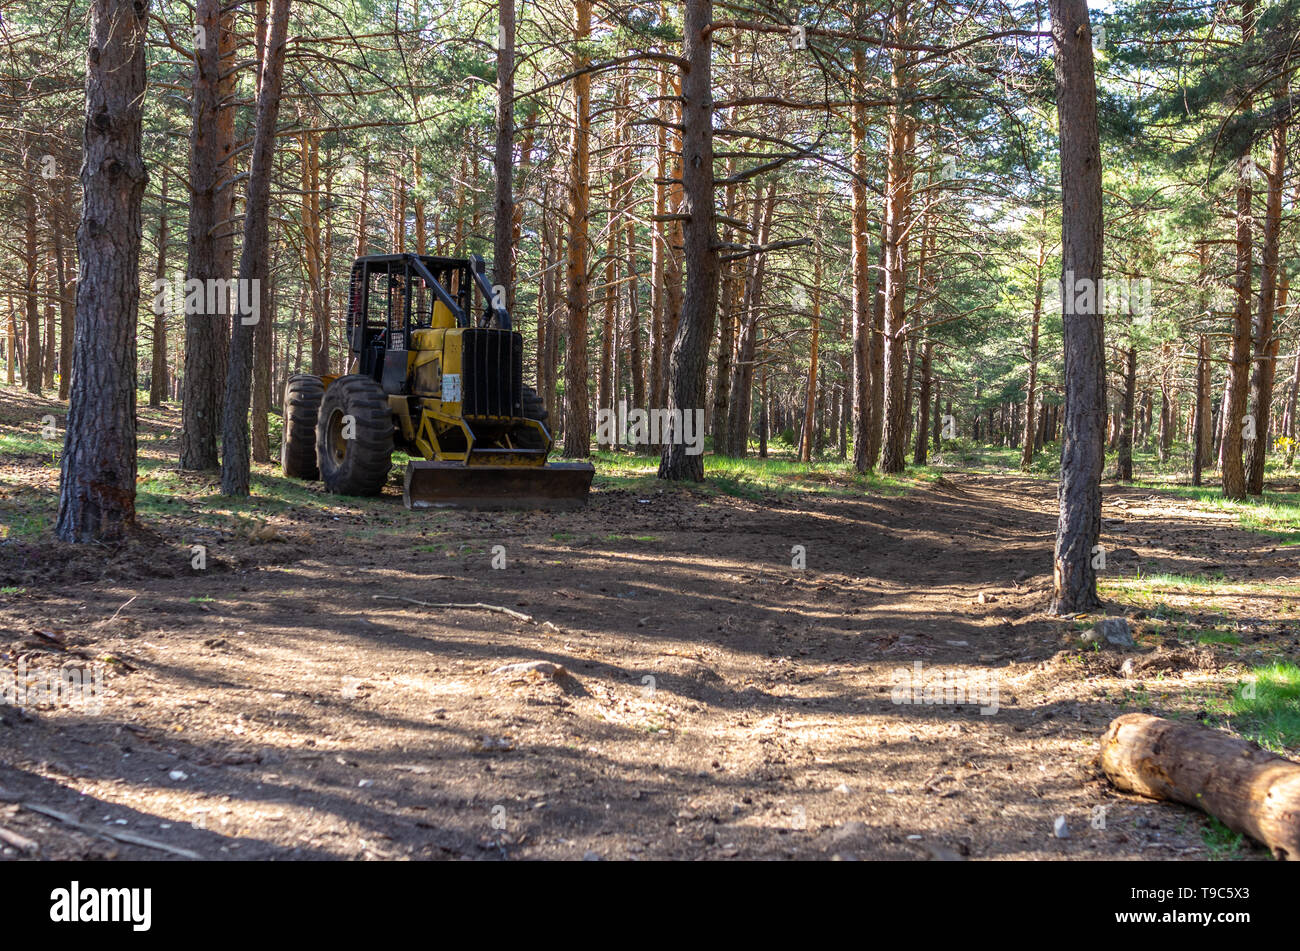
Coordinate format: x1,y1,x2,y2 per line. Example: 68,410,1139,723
56,0,149,542
562,0,592,458
54,190,76,401
800,226,822,463
302,131,329,376
1247,109,1287,495
252,251,273,463
1193,333,1211,486
912,338,932,465
1117,345,1137,481
180,0,228,470
757,329,768,458
493,0,516,302
661,74,686,427
658,0,718,481
537,180,553,406
220,0,291,495
6,298,15,385
150,167,170,407
866,226,887,464
712,182,742,439
1049,0,1106,614
648,64,669,416
932,380,942,452
879,3,912,473
625,162,645,417
849,4,874,473
513,111,536,315
599,218,618,422
24,168,42,394
1222,1,1256,500
212,12,237,412
43,254,57,390
1021,233,1046,468
726,183,775,456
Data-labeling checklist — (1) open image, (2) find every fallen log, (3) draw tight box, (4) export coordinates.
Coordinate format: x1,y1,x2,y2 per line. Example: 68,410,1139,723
1100,713,1300,860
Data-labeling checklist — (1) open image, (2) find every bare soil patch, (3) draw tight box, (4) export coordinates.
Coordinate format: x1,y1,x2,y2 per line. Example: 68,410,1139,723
1,388,1295,860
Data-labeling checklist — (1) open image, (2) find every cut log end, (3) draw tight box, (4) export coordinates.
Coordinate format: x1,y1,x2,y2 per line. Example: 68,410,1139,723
1101,713,1300,860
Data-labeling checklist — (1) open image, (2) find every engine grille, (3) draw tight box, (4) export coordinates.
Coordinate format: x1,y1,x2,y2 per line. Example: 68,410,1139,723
461,329,523,418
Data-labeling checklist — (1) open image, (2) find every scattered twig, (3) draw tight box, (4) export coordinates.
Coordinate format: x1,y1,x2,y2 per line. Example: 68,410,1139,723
21,802,202,859
99,595,139,628
372,595,534,623
0,825,39,854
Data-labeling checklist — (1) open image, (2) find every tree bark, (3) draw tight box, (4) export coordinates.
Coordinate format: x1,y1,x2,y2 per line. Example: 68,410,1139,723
912,338,932,465
648,64,669,417
23,164,42,394
878,3,913,473
6,297,15,385
1193,333,1211,487
54,186,76,401
658,0,719,481
1247,108,1287,495
150,167,170,407
866,225,887,464
1117,345,1136,481
220,0,290,496
180,0,229,470
1101,713,1300,861
562,0,593,458
1021,234,1046,469
55,0,149,542
1222,1,1256,500
800,226,822,463
1049,0,1106,614
43,255,57,390
849,18,874,473
302,131,329,376
493,0,516,302
725,183,775,457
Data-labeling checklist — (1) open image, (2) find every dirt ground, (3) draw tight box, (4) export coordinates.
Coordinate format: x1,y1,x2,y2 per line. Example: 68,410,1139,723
1,388,1296,860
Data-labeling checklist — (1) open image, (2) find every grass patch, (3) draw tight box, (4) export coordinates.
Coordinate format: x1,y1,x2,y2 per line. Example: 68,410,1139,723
1201,817,1246,860
1221,662,1300,752
589,450,930,500
1195,630,1243,646
1128,482,1300,545
0,511,49,539
0,429,61,460
1103,572,1232,597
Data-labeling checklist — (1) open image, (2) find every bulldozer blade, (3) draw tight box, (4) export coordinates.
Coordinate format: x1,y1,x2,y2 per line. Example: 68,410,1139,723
403,461,595,510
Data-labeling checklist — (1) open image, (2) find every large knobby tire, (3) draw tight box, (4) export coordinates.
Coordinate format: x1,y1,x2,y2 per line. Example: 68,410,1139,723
282,374,324,480
316,375,394,496
521,385,548,423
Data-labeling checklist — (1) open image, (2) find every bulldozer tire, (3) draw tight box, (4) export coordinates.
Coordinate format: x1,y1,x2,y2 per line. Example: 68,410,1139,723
282,374,324,480
522,385,548,423
316,375,394,496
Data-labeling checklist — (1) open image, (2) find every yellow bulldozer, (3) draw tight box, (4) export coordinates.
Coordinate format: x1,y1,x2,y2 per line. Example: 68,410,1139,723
280,252,594,509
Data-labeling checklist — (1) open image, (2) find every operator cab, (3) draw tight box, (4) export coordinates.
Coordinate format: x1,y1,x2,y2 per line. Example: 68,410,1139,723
344,253,509,393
